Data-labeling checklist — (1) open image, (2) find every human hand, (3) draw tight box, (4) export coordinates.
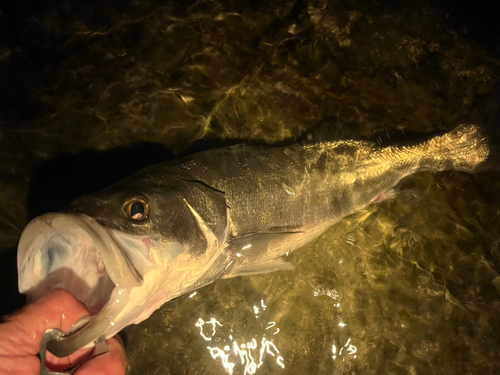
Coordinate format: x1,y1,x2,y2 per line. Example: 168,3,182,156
0,290,126,375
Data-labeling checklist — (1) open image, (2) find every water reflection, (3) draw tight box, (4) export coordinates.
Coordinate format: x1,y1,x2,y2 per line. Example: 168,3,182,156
195,299,285,374
332,338,358,361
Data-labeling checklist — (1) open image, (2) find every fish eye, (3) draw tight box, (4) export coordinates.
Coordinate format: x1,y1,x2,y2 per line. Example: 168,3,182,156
124,198,149,221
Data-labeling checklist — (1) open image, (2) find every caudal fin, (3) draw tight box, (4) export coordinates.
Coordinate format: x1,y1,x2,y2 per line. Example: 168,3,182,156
426,124,489,173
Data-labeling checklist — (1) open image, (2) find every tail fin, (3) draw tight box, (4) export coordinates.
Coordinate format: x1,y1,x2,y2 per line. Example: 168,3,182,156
377,83,498,175
426,124,489,173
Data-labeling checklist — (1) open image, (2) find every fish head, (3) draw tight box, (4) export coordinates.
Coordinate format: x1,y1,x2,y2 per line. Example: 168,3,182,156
70,174,220,259
17,171,229,356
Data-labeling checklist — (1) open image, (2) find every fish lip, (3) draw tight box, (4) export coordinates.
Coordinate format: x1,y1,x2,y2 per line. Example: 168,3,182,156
18,213,110,308
47,285,132,357
18,212,144,291
17,213,148,355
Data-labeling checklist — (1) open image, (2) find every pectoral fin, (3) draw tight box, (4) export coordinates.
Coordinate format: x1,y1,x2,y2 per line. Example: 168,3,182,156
227,257,294,278
230,232,303,256
224,232,301,278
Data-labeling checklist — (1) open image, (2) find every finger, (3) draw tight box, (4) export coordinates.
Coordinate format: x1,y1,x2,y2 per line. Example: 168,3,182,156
0,289,89,357
45,346,94,371
0,355,40,375
76,337,126,375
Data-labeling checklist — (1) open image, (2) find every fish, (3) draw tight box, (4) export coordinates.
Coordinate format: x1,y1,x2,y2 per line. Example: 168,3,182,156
17,119,492,357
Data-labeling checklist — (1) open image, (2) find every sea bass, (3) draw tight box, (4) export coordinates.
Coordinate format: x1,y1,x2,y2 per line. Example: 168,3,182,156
17,123,489,357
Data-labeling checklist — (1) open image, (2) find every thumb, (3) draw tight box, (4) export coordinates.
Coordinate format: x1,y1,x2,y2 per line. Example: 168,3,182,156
0,289,89,357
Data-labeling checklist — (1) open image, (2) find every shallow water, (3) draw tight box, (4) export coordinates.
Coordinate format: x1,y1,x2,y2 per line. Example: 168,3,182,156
1,0,500,374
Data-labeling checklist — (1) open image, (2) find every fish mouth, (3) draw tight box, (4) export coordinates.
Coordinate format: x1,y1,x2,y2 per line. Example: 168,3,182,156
17,213,151,357
18,210,225,357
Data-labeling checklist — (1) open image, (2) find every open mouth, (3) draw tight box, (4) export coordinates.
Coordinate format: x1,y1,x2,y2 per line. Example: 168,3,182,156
18,213,144,311
17,210,223,357
17,213,150,356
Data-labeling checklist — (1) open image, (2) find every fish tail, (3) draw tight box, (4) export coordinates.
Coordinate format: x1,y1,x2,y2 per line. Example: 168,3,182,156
425,123,490,173
438,81,500,173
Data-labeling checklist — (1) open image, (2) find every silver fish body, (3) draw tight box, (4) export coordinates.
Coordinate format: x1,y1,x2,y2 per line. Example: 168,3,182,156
17,123,489,356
